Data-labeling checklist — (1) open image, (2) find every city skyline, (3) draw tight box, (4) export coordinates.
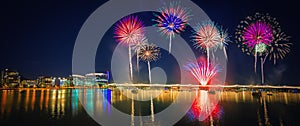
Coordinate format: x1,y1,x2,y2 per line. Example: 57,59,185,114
1,0,299,85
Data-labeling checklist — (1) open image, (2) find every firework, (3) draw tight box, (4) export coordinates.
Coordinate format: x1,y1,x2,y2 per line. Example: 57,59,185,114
267,30,292,65
244,22,272,74
153,1,191,53
235,13,279,73
114,15,144,81
254,42,268,83
114,16,144,45
184,61,221,86
259,30,291,84
139,44,160,62
193,21,229,63
255,43,268,53
243,22,273,48
236,12,292,84
131,35,148,71
139,44,160,83
219,27,229,60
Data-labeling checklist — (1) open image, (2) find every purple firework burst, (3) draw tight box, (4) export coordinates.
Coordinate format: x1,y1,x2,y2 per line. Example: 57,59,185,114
243,21,273,48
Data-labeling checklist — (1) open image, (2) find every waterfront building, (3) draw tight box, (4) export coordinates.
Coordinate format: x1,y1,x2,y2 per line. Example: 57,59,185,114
0,69,21,88
21,80,37,88
37,76,53,88
57,77,68,87
0,68,110,88
0,69,3,87
71,71,109,87
71,74,85,86
85,72,109,86
66,76,74,86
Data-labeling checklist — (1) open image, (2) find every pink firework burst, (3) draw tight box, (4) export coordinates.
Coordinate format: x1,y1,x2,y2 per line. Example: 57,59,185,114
184,61,221,86
243,21,273,48
114,16,144,45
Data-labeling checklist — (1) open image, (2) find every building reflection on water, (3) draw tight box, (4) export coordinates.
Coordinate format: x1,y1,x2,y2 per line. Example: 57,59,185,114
1,88,300,125
0,89,79,119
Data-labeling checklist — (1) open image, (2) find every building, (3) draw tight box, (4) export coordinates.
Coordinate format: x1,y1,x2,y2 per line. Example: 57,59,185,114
66,76,74,87
72,74,85,86
0,70,3,87
21,80,37,88
37,76,53,88
1,69,21,88
85,72,109,86
71,71,110,87
53,77,69,87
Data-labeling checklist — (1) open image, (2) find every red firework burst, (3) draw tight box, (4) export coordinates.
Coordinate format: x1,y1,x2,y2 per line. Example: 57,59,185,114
114,16,144,45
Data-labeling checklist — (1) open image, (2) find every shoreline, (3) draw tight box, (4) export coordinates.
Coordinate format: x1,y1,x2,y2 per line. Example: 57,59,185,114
1,84,300,91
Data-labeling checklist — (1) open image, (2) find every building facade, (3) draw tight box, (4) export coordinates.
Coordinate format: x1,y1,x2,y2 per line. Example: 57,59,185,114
1,69,21,88
0,69,110,88
21,80,37,88
71,71,109,86
53,77,69,87
37,76,53,88
72,74,85,86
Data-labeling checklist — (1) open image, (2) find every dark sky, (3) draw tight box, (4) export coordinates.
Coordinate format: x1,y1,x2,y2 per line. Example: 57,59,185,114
1,0,299,85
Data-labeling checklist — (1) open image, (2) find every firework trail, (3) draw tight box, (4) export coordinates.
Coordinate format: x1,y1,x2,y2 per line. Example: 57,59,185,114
114,16,144,81
255,43,268,84
219,28,229,60
153,1,191,53
184,61,221,86
193,21,229,63
131,35,148,72
139,44,160,84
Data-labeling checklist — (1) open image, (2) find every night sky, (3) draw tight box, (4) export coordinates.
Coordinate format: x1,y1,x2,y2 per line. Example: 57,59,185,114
1,0,299,85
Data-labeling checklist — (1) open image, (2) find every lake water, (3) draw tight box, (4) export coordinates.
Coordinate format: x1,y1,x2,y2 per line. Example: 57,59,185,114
1,87,300,126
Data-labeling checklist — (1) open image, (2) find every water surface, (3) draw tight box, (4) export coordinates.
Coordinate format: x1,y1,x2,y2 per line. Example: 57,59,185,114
0,88,299,125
